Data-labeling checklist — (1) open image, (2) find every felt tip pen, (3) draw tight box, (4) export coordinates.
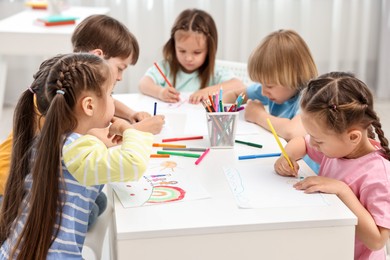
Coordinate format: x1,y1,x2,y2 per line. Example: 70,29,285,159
153,143,186,148
235,140,263,148
150,154,170,158
163,147,207,152
238,153,281,160
162,136,203,142
153,102,157,116
157,151,201,158
195,148,210,165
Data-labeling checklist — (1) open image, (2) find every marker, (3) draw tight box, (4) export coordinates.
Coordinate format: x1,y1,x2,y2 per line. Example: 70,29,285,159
163,147,207,152
153,143,186,148
235,140,263,148
266,118,294,169
153,102,157,116
162,136,203,142
238,153,281,160
150,154,170,158
149,174,171,178
157,151,201,158
195,148,210,165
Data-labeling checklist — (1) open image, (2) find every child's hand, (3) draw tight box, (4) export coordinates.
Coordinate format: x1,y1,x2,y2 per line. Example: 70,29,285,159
158,87,180,103
130,111,151,123
189,89,209,104
108,117,133,137
87,127,122,147
244,99,266,123
132,115,165,134
294,176,348,195
274,156,299,177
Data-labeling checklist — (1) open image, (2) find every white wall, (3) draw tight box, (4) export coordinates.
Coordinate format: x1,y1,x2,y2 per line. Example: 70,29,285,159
0,0,387,105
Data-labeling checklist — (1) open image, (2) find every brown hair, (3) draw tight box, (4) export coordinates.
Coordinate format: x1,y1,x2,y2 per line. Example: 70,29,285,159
248,29,318,91
71,14,139,64
0,54,65,251
0,53,110,259
163,9,218,89
301,71,390,159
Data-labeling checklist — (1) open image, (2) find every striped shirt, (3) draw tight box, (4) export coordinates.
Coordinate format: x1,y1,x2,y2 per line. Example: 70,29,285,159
0,129,153,259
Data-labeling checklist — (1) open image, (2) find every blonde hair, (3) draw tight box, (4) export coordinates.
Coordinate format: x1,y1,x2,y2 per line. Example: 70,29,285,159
248,29,317,90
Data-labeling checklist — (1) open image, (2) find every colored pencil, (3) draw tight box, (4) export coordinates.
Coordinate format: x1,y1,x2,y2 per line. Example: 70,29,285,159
157,151,201,158
162,136,203,142
153,143,186,148
163,147,207,152
150,154,170,158
154,62,173,88
238,153,281,160
266,118,294,169
195,148,210,165
235,140,263,148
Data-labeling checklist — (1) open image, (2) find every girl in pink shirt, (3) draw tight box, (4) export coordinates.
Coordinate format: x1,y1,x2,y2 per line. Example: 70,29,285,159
274,72,390,260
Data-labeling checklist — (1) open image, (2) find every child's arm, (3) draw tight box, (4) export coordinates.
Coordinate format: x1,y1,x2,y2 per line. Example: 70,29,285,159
295,177,390,251
139,76,180,103
223,86,248,103
244,99,306,141
189,78,245,104
274,136,306,177
63,118,154,186
114,99,151,123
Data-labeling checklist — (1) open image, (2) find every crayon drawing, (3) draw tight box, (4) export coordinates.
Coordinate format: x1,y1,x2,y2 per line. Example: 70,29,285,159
223,163,329,209
111,159,210,208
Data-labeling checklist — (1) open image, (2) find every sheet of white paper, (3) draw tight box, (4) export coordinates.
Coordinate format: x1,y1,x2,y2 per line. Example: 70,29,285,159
223,163,329,209
111,157,210,208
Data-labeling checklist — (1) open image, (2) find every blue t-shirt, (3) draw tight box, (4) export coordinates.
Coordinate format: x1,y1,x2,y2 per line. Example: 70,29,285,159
246,83,320,174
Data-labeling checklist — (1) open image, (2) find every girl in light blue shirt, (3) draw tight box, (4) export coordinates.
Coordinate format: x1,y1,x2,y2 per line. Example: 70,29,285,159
139,9,244,104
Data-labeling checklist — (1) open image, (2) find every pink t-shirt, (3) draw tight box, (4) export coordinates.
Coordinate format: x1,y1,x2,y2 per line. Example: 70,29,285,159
305,135,390,260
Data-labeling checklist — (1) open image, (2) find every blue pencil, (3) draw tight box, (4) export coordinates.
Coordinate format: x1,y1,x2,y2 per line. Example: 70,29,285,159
153,102,157,115
238,153,281,160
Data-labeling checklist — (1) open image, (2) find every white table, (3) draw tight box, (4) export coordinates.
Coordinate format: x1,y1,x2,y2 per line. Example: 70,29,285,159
0,6,109,118
108,94,357,260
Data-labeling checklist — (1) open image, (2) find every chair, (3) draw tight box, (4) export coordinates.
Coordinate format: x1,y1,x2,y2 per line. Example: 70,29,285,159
82,194,113,260
216,59,254,87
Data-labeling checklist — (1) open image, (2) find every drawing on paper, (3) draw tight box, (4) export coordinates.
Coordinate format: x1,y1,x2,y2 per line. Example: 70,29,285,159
147,185,186,203
110,159,210,208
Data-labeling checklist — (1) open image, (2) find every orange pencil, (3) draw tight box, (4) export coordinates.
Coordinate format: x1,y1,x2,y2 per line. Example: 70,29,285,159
154,62,173,88
152,143,186,148
150,154,170,158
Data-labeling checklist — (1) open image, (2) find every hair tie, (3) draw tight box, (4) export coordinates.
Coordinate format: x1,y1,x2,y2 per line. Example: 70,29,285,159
28,87,35,94
329,104,337,110
56,90,65,95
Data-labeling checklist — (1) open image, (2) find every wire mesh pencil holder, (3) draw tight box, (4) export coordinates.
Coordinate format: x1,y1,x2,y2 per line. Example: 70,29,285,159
206,112,238,148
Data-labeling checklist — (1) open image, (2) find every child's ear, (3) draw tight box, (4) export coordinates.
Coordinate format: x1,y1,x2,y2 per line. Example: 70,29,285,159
89,49,104,58
80,96,94,116
348,129,362,144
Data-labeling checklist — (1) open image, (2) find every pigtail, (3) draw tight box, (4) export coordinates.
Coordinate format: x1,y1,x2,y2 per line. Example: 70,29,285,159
0,89,37,243
13,92,75,260
367,109,390,160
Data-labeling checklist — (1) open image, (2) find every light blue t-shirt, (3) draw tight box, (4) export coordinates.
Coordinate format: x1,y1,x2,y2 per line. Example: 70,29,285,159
145,60,236,92
246,83,320,174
